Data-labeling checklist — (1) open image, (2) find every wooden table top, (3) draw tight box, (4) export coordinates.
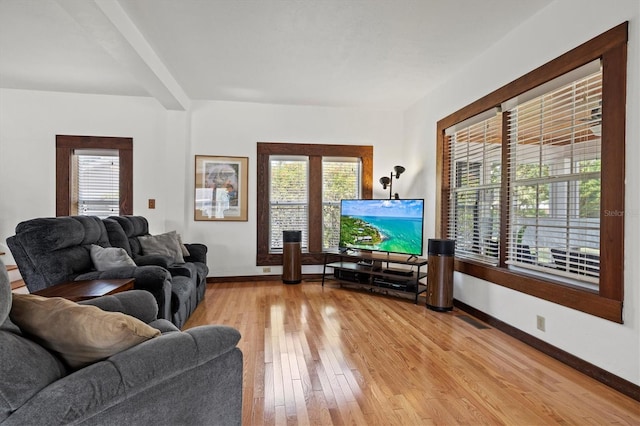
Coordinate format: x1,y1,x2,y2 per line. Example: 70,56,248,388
32,278,135,302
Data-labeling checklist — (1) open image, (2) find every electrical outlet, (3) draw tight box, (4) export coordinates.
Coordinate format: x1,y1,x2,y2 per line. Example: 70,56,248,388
536,315,546,332
263,267,271,273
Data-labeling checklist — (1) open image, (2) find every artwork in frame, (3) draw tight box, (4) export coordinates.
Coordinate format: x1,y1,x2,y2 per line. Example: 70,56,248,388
194,155,248,221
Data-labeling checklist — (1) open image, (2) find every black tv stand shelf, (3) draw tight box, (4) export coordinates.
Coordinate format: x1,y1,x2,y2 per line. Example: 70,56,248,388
321,251,428,303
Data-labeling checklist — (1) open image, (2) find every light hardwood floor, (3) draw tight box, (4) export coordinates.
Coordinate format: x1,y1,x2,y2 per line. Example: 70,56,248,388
183,279,640,425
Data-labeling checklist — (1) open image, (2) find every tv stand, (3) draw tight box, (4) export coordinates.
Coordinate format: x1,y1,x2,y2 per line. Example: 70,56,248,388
382,268,413,277
322,251,428,304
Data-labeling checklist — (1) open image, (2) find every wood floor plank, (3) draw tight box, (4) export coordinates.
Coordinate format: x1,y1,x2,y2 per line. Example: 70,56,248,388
184,280,640,425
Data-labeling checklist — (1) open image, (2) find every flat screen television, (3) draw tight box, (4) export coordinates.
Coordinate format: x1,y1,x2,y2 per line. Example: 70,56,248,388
339,199,424,257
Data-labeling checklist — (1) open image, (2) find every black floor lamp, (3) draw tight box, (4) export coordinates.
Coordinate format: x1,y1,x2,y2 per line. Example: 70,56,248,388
379,165,405,199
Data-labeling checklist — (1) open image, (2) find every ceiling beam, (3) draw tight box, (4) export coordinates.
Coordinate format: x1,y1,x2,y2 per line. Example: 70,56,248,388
56,0,190,110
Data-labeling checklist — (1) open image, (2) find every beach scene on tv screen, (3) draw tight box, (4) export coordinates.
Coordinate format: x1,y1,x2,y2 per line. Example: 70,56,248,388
340,199,424,255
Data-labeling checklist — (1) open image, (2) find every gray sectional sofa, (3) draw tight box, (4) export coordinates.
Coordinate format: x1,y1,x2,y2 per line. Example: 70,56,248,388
0,258,242,425
7,215,207,328
105,215,208,306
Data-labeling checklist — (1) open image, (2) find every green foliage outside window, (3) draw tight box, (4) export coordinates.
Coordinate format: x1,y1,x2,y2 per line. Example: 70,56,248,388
578,159,601,218
323,161,361,249
514,163,550,217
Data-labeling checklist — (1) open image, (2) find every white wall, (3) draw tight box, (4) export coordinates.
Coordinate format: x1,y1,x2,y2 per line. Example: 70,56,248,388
187,100,403,276
404,0,640,385
0,89,173,262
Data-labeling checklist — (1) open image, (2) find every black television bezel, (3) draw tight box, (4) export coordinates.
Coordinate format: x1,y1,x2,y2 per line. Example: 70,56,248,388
338,198,425,257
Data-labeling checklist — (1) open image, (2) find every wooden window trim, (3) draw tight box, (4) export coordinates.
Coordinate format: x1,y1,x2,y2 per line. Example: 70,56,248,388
436,23,627,322
56,135,133,216
257,142,373,266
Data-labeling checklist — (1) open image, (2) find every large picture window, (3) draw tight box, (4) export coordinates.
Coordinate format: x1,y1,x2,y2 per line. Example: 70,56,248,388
436,23,627,322
257,143,372,266
506,64,602,288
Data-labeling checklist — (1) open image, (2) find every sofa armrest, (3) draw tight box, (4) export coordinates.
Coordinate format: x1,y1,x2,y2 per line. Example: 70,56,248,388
167,264,193,278
75,265,172,321
5,326,242,426
78,290,158,324
133,254,172,268
184,243,207,264
75,265,170,286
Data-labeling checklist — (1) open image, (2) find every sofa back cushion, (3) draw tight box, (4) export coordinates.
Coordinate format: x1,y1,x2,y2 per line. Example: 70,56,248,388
102,218,134,257
8,216,111,292
107,216,150,257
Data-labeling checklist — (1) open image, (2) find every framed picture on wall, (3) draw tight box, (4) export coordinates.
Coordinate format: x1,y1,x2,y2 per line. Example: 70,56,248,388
194,155,248,221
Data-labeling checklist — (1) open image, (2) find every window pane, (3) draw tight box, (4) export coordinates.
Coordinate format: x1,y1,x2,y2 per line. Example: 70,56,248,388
448,114,502,264
322,158,361,250
76,154,119,218
508,68,602,287
270,205,308,249
270,158,308,249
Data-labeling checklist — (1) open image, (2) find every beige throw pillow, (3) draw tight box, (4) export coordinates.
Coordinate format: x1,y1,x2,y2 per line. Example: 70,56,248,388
175,232,191,257
10,294,161,369
90,244,137,271
138,231,187,263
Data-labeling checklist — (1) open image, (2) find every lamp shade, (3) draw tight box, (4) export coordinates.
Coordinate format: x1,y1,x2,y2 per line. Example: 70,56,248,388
393,165,405,178
379,176,390,189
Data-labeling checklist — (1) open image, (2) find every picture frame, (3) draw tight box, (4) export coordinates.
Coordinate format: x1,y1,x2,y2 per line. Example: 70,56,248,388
194,155,248,221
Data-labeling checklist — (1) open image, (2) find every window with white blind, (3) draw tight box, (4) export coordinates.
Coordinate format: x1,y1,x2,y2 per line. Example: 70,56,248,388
436,23,627,322
447,113,502,265
322,158,361,250
72,150,120,218
269,156,309,250
506,64,602,288
257,143,373,266
56,135,133,217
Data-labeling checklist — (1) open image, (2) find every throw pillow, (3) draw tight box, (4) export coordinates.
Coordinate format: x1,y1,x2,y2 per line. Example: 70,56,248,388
138,231,185,263
90,245,137,271
175,232,191,257
9,294,161,369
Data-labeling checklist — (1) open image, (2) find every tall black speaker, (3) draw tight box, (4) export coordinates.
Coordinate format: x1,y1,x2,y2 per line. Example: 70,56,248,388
426,239,455,311
282,231,302,284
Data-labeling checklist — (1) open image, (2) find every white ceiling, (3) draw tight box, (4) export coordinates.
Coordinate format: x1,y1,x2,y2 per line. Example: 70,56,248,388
0,0,553,110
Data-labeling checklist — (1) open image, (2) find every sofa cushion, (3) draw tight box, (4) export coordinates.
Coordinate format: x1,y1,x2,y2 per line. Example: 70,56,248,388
0,328,68,422
138,231,186,263
10,294,161,369
90,245,137,271
8,216,116,293
102,218,134,256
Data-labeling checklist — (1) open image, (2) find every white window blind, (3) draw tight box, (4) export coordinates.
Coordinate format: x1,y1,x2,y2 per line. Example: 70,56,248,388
270,157,308,250
447,114,502,264
73,150,120,218
507,67,602,287
322,157,361,250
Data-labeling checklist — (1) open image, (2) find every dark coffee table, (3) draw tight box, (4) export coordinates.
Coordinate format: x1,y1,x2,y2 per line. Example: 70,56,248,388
32,278,135,302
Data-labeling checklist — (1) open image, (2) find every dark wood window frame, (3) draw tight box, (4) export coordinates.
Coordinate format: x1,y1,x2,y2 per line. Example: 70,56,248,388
436,23,627,323
56,135,133,216
257,142,373,266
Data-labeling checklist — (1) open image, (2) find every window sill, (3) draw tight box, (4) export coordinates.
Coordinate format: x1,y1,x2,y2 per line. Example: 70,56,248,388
454,258,622,323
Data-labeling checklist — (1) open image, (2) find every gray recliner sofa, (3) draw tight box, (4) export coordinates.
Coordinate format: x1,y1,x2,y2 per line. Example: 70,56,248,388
6,215,205,328
104,215,208,306
0,258,243,425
